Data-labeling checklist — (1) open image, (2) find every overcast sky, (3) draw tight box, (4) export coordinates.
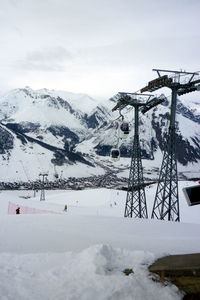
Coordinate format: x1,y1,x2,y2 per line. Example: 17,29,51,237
0,0,200,99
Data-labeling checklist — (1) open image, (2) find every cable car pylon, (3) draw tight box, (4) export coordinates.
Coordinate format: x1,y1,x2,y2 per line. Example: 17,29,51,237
39,173,48,201
141,68,200,221
111,92,165,218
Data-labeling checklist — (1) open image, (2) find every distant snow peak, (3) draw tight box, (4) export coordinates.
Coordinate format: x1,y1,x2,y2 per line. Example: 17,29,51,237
0,87,199,181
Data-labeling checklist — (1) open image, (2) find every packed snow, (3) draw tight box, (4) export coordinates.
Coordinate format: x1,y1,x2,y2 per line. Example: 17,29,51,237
0,182,200,300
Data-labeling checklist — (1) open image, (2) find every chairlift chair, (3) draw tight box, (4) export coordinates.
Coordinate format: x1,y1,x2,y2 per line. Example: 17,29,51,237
110,148,120,161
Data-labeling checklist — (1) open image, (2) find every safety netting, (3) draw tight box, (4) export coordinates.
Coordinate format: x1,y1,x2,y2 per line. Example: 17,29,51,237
8,201,61,215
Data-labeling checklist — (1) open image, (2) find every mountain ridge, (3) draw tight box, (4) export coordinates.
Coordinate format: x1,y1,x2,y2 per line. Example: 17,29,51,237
0,87,199,181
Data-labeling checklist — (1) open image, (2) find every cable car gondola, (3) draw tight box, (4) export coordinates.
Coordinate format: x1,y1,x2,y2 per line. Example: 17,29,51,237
116,120,129,139
119,121,129,138
110,148,120,161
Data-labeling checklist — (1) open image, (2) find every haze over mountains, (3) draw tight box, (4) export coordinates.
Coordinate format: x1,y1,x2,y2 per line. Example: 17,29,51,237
0,87,199,182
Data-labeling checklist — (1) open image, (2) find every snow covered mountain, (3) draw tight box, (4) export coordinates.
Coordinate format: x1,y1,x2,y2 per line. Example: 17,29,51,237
0,87,199,182
77,95,200,176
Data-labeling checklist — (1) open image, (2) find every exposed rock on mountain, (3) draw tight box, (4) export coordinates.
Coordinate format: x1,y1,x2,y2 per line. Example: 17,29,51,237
0,87,199,181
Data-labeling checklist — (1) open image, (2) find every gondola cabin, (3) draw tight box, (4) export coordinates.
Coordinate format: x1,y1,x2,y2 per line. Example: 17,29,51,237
118,121,129,139
110,148,120,161
54,173,59,179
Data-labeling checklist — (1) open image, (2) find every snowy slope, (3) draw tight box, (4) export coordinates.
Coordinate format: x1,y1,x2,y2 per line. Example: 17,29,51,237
37,88,99,114
0,136,104,182
179,97,200,118
0,87,88,129
0,183,200,299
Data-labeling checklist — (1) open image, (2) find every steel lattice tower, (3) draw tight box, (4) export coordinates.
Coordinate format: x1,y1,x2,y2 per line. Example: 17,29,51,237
111,92,164,218
40,188,45,201
39,173,48,201
151,88,179,221
124,105,148,218
142,69,200,222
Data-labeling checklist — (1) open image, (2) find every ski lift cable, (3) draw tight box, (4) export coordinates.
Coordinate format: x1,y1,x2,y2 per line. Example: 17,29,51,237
110,105,133,125
119,109,124,121
110,119,130,162
119,105,133,115
110,123,121,161
19,160,30,182
109,112,125,127
32,141,48,175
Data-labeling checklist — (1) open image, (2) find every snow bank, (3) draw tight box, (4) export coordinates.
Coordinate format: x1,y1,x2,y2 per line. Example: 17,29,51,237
0,244,182,300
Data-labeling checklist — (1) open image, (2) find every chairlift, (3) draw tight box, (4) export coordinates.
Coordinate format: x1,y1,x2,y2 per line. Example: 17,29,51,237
110,148,120,161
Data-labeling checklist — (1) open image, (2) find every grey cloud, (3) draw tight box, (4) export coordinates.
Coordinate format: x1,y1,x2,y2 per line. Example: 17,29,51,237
18,47,73,72
0,0,199,98
79,36,200,69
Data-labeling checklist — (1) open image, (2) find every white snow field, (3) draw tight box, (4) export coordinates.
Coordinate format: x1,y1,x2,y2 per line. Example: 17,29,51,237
0,181,200,300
